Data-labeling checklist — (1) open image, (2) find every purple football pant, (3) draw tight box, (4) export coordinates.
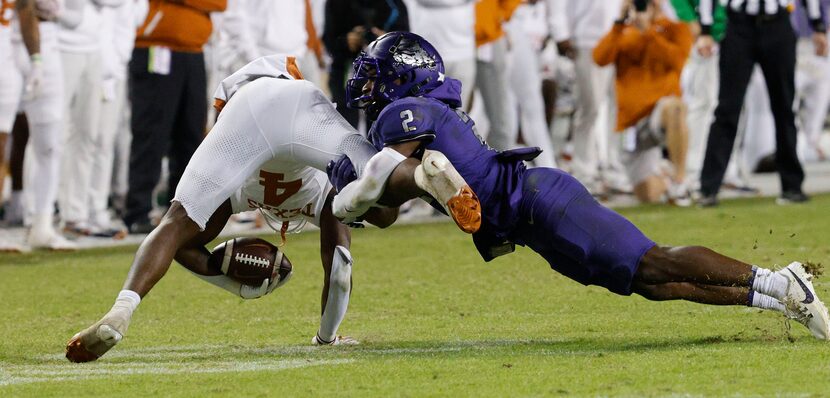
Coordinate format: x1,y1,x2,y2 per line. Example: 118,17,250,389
512,168,655,295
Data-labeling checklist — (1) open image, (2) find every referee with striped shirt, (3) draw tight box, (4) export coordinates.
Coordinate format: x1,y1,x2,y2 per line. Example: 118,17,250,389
697,0,827,206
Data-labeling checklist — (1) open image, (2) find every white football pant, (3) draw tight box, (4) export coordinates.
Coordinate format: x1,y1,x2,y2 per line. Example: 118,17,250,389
59,50,102,224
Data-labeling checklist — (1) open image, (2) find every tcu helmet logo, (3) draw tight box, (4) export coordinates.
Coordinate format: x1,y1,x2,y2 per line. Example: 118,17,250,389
391,39,437,70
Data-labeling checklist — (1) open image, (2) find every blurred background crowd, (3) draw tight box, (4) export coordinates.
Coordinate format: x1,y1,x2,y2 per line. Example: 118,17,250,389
1,0,829,251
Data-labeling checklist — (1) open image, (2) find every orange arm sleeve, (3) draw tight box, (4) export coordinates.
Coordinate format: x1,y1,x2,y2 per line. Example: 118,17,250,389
644,22,693,70
500,0,523,21
593,23,626,67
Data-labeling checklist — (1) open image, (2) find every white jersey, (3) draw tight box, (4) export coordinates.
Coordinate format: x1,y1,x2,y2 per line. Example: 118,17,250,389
174,55,377,230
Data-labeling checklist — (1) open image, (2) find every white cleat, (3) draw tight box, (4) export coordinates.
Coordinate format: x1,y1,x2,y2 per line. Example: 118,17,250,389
414,150,481,234
779,262,830,340
66,309,131,363
27,227,77,251
0,239,30,253
312,335,360,346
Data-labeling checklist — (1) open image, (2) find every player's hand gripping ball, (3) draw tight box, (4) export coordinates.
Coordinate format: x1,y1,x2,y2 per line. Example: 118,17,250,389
209,238,293,288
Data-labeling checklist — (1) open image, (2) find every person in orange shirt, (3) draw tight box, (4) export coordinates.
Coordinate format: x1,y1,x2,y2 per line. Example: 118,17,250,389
594,0,693,205
124,0,226,234
473,0,521,151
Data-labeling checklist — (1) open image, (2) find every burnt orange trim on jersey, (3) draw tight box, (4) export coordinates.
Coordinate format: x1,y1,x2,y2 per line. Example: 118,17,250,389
279,221,289,247
285,56,304,80
213,98,227,115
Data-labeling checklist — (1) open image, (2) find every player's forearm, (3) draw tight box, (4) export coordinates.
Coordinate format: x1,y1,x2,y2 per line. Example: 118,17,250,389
332,148,408,221
174,246,219,276
317,246,353,342
16,0,40,56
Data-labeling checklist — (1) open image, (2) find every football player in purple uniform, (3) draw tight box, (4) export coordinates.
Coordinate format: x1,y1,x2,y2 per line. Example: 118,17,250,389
328,32,830,340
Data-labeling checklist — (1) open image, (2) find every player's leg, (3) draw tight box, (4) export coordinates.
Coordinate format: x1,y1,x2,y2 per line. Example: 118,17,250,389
0,132,7,206
23,45,74,250
0,43,25,226
65,201,226,363
6,114,28,226
515,168,829,338
631,281,785,312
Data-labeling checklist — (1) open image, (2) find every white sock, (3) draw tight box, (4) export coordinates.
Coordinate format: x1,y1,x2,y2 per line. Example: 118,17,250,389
750,266,789,300
749,291,785,312
113,289,141,314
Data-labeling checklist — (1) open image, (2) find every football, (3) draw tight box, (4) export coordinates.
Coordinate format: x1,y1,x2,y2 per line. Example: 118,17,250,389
208,237,292,286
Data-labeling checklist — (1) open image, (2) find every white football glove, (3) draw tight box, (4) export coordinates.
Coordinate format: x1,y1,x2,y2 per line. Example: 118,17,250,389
311,335,359,346
24,55,43,100
238,270,293,300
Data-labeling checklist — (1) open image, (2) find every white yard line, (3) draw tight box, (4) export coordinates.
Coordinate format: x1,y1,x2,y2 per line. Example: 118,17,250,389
0,358,353,387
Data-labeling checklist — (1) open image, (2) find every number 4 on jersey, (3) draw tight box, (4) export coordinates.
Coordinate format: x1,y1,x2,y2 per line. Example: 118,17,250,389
259,170,302,207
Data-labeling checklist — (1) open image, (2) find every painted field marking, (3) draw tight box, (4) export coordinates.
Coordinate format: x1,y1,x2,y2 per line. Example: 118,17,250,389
0,358,353,387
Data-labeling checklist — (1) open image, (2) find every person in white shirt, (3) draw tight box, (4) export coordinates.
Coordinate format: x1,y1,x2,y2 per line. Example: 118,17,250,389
91,0,146,237
58,0,124,236
405,0,476,107
548,0,624,193
215,0,324,88
504,0,557,168
0,0,79,250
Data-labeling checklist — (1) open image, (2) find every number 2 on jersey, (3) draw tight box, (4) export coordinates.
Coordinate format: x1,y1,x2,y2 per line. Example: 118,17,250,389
400,110,417,132
259,170,302,207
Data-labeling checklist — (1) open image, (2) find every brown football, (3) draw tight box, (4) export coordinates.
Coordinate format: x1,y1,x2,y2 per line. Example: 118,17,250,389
208,237,292,286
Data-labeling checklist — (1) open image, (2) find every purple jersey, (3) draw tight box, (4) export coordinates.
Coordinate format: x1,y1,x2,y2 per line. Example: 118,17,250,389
368,79,526,260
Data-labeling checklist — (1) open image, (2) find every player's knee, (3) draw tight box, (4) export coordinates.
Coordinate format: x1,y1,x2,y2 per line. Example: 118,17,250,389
158,202,200,236
634,245,675,284
631,282,672,301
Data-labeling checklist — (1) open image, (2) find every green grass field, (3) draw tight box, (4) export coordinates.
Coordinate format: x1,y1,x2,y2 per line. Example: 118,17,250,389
2,195,829,397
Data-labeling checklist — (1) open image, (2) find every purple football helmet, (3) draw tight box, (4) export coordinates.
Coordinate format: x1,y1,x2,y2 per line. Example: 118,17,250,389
346,31,445,118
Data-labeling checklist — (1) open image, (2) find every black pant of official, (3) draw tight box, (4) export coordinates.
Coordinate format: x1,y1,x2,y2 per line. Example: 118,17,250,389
701,11,804,197
124,48,207,227
328,61,360,128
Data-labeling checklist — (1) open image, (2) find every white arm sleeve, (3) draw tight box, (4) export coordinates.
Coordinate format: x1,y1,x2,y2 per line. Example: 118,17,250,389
185,270,270,300
332,148,406,222
317,246,352,343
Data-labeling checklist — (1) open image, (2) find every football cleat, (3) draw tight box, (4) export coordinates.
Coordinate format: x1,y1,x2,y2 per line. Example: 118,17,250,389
779,262,830,340
312,335,360,346
414,150,481,234
28,226,77,251
66,308,131,363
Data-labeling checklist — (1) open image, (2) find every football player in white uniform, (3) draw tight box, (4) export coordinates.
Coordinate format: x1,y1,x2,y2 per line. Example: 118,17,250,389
0,0,76,250
65,55,480,362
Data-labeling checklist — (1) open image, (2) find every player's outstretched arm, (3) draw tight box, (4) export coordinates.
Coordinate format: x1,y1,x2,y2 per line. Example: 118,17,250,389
332,141,481,233
313,192,358,345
